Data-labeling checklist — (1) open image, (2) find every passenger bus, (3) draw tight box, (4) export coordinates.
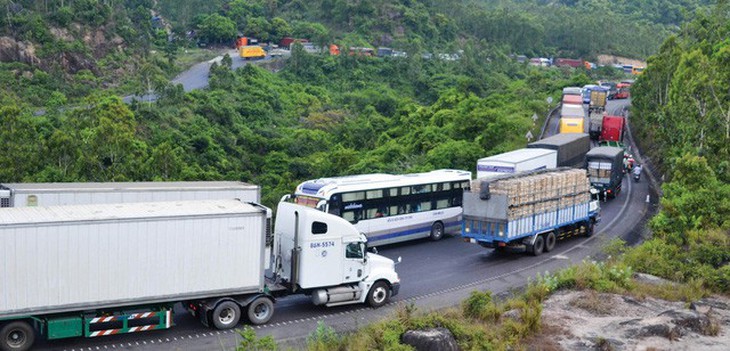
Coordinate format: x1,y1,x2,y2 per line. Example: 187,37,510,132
290,169,472,245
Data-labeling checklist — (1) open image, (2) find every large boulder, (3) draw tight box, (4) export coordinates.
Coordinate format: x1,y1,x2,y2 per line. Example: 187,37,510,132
401,327,459,351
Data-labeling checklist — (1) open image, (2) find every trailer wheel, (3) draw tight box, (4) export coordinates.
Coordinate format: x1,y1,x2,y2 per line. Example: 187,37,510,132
1,321,35,351
247,297,274,325
530,235,544,256
429,222,445,241
367,281,390,308
211,301,241,330
544,231,557,252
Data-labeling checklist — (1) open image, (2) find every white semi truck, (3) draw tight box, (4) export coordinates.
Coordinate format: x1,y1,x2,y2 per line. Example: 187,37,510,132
0,181,260,208
0,200,400,351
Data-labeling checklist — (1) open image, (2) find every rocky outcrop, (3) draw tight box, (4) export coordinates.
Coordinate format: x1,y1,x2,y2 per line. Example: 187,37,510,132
538,290,730,351
401,327,459,351
0,36,40,66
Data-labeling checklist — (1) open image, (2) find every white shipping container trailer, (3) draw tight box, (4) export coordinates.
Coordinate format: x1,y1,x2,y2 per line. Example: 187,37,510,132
476,148,557,179
0,181,260,208
560,103,585,119
0,200,267,317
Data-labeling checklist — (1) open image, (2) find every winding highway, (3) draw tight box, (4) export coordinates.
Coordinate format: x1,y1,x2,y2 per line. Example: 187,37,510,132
32,97,657,350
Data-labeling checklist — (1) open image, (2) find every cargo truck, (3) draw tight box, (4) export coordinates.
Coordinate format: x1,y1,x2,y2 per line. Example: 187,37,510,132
562,87,582,97
588,111,605,140
461,168,600,255
600,115,626,143
476,148,557,179
559,117,585,134
585,146,625,199
562,95,582,105
0,200,400,351
0,181,260,208
240,45,266,59
527,133,590,168
588,88,608,113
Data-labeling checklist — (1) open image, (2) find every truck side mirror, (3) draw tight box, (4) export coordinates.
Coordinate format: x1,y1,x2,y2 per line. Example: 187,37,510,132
396,256,402,265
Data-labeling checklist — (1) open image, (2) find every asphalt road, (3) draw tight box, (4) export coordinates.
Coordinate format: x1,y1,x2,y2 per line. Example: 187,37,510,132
34,99,654,351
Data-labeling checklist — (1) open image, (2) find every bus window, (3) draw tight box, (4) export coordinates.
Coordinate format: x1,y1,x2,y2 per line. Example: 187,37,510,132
366,189,383,199
388,188,398,197
342,192,365,202
436,199,449,209
420,201,432,211
412,184,430,194
367,207,387,219
400,186,411,196
389,205,400,215
342,210,362,223
442,182,451,191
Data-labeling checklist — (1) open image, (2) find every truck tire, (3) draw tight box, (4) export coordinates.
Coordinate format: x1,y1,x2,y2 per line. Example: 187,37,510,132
530,235,544,256
429,222,445,241
247,297,274,325
367,281,390,308
544,231,557,252
0,321,35,351
585,221,595,237
211,301,241,330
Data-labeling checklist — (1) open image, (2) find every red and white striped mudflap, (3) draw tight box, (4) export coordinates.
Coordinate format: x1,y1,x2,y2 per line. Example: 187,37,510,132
89,316,118,324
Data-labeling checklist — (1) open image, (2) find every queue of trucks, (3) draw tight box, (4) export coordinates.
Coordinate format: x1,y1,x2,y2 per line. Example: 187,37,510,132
1,85,630,350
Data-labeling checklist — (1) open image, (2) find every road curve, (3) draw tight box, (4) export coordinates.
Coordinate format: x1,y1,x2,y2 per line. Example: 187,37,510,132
35,99,654,351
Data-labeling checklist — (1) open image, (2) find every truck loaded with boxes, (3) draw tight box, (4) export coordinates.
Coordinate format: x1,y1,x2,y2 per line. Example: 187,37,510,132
461,168,600,255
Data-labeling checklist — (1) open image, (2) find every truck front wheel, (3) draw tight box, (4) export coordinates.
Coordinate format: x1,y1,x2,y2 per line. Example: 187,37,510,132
211,301,241,330
247,297,274,325
0,321,35,351
367,281,390,308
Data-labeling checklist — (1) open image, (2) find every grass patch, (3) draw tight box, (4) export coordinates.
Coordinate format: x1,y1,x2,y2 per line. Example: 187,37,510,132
630,279,709,303
568,290,614,316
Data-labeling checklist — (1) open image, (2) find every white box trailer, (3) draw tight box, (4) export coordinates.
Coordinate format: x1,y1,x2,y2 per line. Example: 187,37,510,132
0,200,267,318
476,148,557,179
560,103,585,118
0,181,260,208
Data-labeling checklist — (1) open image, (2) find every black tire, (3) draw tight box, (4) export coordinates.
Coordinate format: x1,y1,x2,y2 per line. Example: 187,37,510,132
429,222,445,241
367,281,390,308
247,297,274,325
211,301,241,330
544,231,557,252
1,321,35,351
585,221,595,237
530,235,544,256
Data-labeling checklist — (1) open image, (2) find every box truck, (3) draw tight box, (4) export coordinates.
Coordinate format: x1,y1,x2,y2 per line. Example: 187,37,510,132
559,117,585,134
585,146,625,199
562,87,582,97
462,168,600,255
0,181,260,208
589,88,608,113
0,200,400,351
527,133,590,168
562,95,582,105
476,148,557,179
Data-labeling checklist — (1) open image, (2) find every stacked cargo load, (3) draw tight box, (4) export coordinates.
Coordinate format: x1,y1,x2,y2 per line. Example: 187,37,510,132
463,168,598,255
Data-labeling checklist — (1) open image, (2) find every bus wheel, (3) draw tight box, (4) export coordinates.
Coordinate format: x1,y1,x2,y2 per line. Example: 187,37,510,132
544,231,557,252
530,236,544,256
429,222,445,241
1,321,35,351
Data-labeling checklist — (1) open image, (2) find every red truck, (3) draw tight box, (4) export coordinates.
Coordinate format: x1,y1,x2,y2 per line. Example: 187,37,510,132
555,58,584,68
600,115,625,142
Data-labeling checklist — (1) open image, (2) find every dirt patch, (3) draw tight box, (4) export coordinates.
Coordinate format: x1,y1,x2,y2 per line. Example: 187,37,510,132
597,54,646,68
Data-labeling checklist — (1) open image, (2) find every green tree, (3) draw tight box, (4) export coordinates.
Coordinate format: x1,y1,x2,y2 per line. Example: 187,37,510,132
197,13,237,44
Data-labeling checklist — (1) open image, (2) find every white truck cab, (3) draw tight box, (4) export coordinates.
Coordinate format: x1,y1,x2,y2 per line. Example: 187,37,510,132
272,202,400,307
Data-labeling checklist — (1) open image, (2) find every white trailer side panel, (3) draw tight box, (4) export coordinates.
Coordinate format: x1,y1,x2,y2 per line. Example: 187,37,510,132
476,149,557,179
0,200,266,318
1,181,260,207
